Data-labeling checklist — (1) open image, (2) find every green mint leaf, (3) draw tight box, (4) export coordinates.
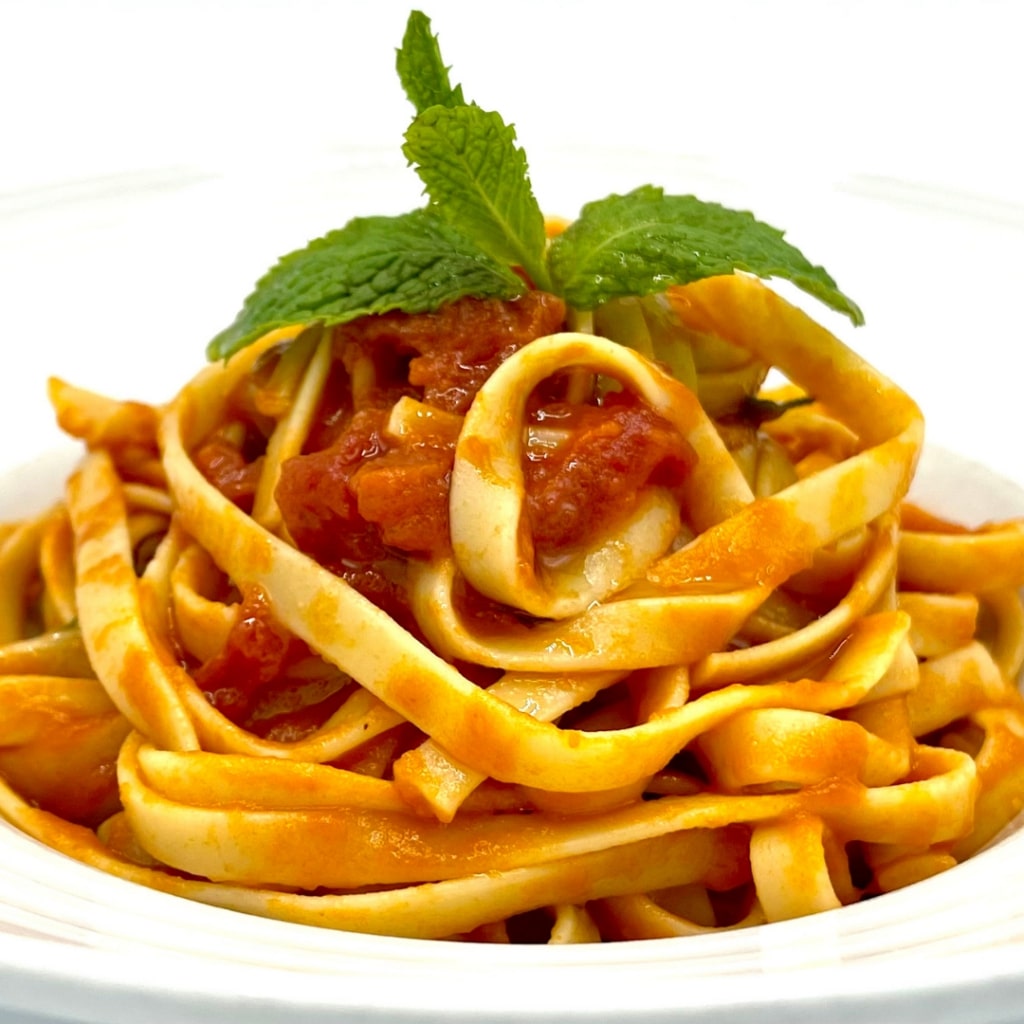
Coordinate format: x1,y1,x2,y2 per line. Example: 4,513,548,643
206,209,524,361
403,103,551,291
396,10,465,113
548,186,864,325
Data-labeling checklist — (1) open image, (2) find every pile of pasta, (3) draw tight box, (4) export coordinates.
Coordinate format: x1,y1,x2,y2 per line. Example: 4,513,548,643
2,274,1023,943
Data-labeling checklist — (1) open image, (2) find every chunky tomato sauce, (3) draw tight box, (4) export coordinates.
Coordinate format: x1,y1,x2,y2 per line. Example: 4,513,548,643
192,586,350,735
196,291,699,649
524,394,697,552
192,426,265,512
193,586,299,718
337,289,567,414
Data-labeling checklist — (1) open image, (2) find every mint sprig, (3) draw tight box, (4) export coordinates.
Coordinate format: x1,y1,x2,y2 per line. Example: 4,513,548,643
395,9,465,113
403,104,551,291
548,186,864,324
206,210,523,361
208,11,863,361
396,10,550,290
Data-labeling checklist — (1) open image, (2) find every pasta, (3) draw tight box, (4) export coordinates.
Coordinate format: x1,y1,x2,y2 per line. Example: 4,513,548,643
1,264,1022,945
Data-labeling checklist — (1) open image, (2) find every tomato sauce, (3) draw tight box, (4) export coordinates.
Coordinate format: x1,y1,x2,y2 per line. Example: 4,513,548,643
524,393,697,552
192,426,265,512
272,294,568,611
193,586,299,720
337,290,566,414
191,585,351,736
198,292,698,641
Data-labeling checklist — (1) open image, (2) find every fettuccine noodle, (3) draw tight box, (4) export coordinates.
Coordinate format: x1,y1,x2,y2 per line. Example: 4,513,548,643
1,273,1023,944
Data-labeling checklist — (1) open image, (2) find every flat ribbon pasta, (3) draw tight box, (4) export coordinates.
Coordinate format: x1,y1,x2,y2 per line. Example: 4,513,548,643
0,274,1022,943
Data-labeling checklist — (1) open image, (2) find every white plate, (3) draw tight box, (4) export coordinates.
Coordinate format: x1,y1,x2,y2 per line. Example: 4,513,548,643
1,140,1024,1023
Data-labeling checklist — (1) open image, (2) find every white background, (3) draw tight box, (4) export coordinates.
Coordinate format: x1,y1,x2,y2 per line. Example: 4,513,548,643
3,0,1022,198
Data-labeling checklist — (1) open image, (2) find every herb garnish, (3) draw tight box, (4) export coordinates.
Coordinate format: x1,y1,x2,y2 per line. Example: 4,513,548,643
207,10,862,361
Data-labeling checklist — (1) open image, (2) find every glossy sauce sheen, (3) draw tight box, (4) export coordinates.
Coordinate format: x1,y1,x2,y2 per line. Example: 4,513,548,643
237,295,696,597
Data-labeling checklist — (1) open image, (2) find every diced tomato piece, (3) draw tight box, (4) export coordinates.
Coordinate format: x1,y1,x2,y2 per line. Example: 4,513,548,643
524,393,697,551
